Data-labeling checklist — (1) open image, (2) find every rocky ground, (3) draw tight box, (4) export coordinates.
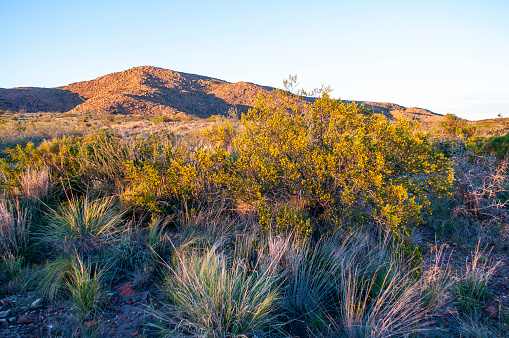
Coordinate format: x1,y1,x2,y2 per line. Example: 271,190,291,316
0,281,157,338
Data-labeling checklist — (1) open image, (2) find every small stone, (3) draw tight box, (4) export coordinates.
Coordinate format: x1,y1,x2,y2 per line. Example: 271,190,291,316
0,318,7,326
140,291,149,301
126,299,135,305
30,298,41,308
131,331,139,337
17,316,33,324
0,299,10,306
485,305,498,319
8,317,16,323
0,310,10,318
108,295,119,306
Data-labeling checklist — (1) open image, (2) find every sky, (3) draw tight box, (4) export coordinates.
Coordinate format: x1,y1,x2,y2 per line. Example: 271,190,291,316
1,0,508,120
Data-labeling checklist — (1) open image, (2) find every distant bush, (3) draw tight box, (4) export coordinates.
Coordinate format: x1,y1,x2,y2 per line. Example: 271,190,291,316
479,132,509,159
440,113,477,138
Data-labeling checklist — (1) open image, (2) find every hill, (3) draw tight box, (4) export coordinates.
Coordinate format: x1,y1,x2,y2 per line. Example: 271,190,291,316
0,66,443,122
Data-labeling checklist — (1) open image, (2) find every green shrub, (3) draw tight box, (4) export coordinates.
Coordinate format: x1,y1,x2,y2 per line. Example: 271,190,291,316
258,202,312,239
0,130,136,195
0,136,80,186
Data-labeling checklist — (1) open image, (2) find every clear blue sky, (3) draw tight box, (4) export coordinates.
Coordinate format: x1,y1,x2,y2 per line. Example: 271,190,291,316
1,0,508,120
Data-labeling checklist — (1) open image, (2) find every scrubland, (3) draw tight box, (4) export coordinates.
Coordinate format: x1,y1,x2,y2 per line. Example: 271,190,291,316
0,90,509,337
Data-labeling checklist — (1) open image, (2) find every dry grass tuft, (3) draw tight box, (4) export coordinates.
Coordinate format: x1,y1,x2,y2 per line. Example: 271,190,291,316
14,167,53,201
0,198,30,259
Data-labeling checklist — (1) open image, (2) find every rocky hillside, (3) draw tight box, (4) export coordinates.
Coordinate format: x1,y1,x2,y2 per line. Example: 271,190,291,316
0,66,443,122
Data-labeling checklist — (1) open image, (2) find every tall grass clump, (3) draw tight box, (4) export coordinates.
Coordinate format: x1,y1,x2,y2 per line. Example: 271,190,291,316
157,241,283,337
336,267,426,337
282,236,342,327
73,130,137,193
454,312,496,338
43,196,125,254
38,254,104,320
13,167,53,201
105,225,154,279
38,255,75,300
419,244,455,310
306,232,455,338
456,243,500,311
0,198,30,263
66,254,104,320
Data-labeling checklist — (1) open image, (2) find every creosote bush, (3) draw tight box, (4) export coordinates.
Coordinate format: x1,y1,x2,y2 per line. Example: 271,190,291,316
200,88,453,237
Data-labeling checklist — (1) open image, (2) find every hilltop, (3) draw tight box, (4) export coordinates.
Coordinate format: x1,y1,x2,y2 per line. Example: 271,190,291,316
0,66,443,122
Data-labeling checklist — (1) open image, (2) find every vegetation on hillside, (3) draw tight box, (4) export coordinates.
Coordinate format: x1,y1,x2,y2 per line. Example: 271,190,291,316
0,86,508,337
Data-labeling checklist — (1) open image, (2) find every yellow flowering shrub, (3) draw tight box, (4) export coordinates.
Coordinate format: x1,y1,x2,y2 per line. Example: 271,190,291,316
200,89,454,237
257,200,312,239
122,142,203,213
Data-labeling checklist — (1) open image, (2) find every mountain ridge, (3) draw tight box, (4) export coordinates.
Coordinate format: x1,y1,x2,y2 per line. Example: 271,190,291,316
0,66,443,123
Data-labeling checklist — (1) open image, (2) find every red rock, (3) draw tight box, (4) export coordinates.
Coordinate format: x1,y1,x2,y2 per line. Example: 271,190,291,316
126,299,135,305
485,305,498,319
83,320,96,327
118,283,136,297
131,331,139,337
17,316,33,324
